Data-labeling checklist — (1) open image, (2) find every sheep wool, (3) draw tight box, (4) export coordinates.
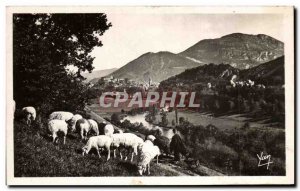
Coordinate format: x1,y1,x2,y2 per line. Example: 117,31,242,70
49,111,74,122
22,106,36,125
69,114,83,131
82,135,112,161
110,133,144,162
76,118,90,140
137,145,160,175
104,124,114,136
87,119,99,136
48,119,68,144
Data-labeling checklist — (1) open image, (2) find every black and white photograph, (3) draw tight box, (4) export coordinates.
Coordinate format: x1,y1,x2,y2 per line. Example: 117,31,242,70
6,6,294,185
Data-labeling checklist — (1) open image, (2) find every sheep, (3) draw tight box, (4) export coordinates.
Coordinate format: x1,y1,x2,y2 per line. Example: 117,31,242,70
49,111,73,122
48,119,68,144
69,114,83,132
153,136,170,156
22,106,36,125
82,135,112,161
87,119,99,136
146,135,156,142
110,133,144,162
75,118,90,140
137,145,160,175
76,118,100,140
137,140,154,155
104,124,114,136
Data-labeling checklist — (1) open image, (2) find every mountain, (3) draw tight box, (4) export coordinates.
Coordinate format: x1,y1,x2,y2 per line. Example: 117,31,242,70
160,56,284,88
82,68,118,83
180,33,284,69
241,56,284,85
110,51,202,82
160,63,240,87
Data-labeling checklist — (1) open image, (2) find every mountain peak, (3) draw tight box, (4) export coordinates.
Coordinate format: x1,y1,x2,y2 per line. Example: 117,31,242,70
180,33,284,69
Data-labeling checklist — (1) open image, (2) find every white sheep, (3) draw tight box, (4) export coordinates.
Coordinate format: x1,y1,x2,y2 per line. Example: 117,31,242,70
110,133,144,162
104,124,114,136
22,106,36,125
87,119,99,136
69,114,83,132
48,119,68,144
49,111,73,122
82,135,112,161
146,135,156,142
137,140,154,156
137,145,160,175
76,118,100,140
75,119,90,140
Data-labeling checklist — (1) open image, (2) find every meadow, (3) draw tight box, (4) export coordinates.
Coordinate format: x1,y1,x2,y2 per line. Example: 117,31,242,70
14,119,180,177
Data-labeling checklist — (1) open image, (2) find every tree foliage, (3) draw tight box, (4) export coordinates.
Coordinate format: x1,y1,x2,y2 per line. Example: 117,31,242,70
13,14,111,115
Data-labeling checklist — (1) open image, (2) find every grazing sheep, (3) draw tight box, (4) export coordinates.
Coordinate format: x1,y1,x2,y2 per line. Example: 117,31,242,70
22,106,36,125
48,119,68,144
49,111,73,122
153,136,170,156
137,145,160,175
87,119,99,136
137,140,154,155
82,135,112,161
75,119,90,140
69,114,83,132
76,118,100,140
110,133,144,162
146,135,156,142
104,124,114,136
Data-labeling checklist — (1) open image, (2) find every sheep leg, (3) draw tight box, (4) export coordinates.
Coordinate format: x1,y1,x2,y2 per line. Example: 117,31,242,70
119,148,123,160
130,149,134,162
156,155,159,164
106,147,110,161
124,149,128,161
147,163,150,175
52,133,57,143
63,136,66,145
113,149,116,158
96,148,101,159
80,129,84,140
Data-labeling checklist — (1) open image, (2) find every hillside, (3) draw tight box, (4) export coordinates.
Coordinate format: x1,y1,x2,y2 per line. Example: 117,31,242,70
160,56,284,87
240,56,284,85
110,51,202,83
82,68,117,83
14,120,180,177
160,63,240,87
180,33,284,69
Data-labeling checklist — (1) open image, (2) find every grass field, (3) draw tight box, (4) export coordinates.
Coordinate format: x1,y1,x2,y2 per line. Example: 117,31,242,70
14,120,180,177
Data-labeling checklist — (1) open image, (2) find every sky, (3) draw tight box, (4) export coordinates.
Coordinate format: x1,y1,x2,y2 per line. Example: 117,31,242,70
90,13,284,71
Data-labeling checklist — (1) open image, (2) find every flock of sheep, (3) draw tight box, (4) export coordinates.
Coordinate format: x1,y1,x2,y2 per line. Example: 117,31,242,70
21,106,162,175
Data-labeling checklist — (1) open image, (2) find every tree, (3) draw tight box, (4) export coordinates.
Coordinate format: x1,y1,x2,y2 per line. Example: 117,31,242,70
13,14,111,115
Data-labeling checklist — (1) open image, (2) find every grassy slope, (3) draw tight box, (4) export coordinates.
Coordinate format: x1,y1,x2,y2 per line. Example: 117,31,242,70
14,120,178,177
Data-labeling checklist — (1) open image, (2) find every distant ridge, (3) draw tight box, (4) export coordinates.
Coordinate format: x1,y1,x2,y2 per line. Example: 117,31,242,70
110,33,284,83
179,33,284,70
